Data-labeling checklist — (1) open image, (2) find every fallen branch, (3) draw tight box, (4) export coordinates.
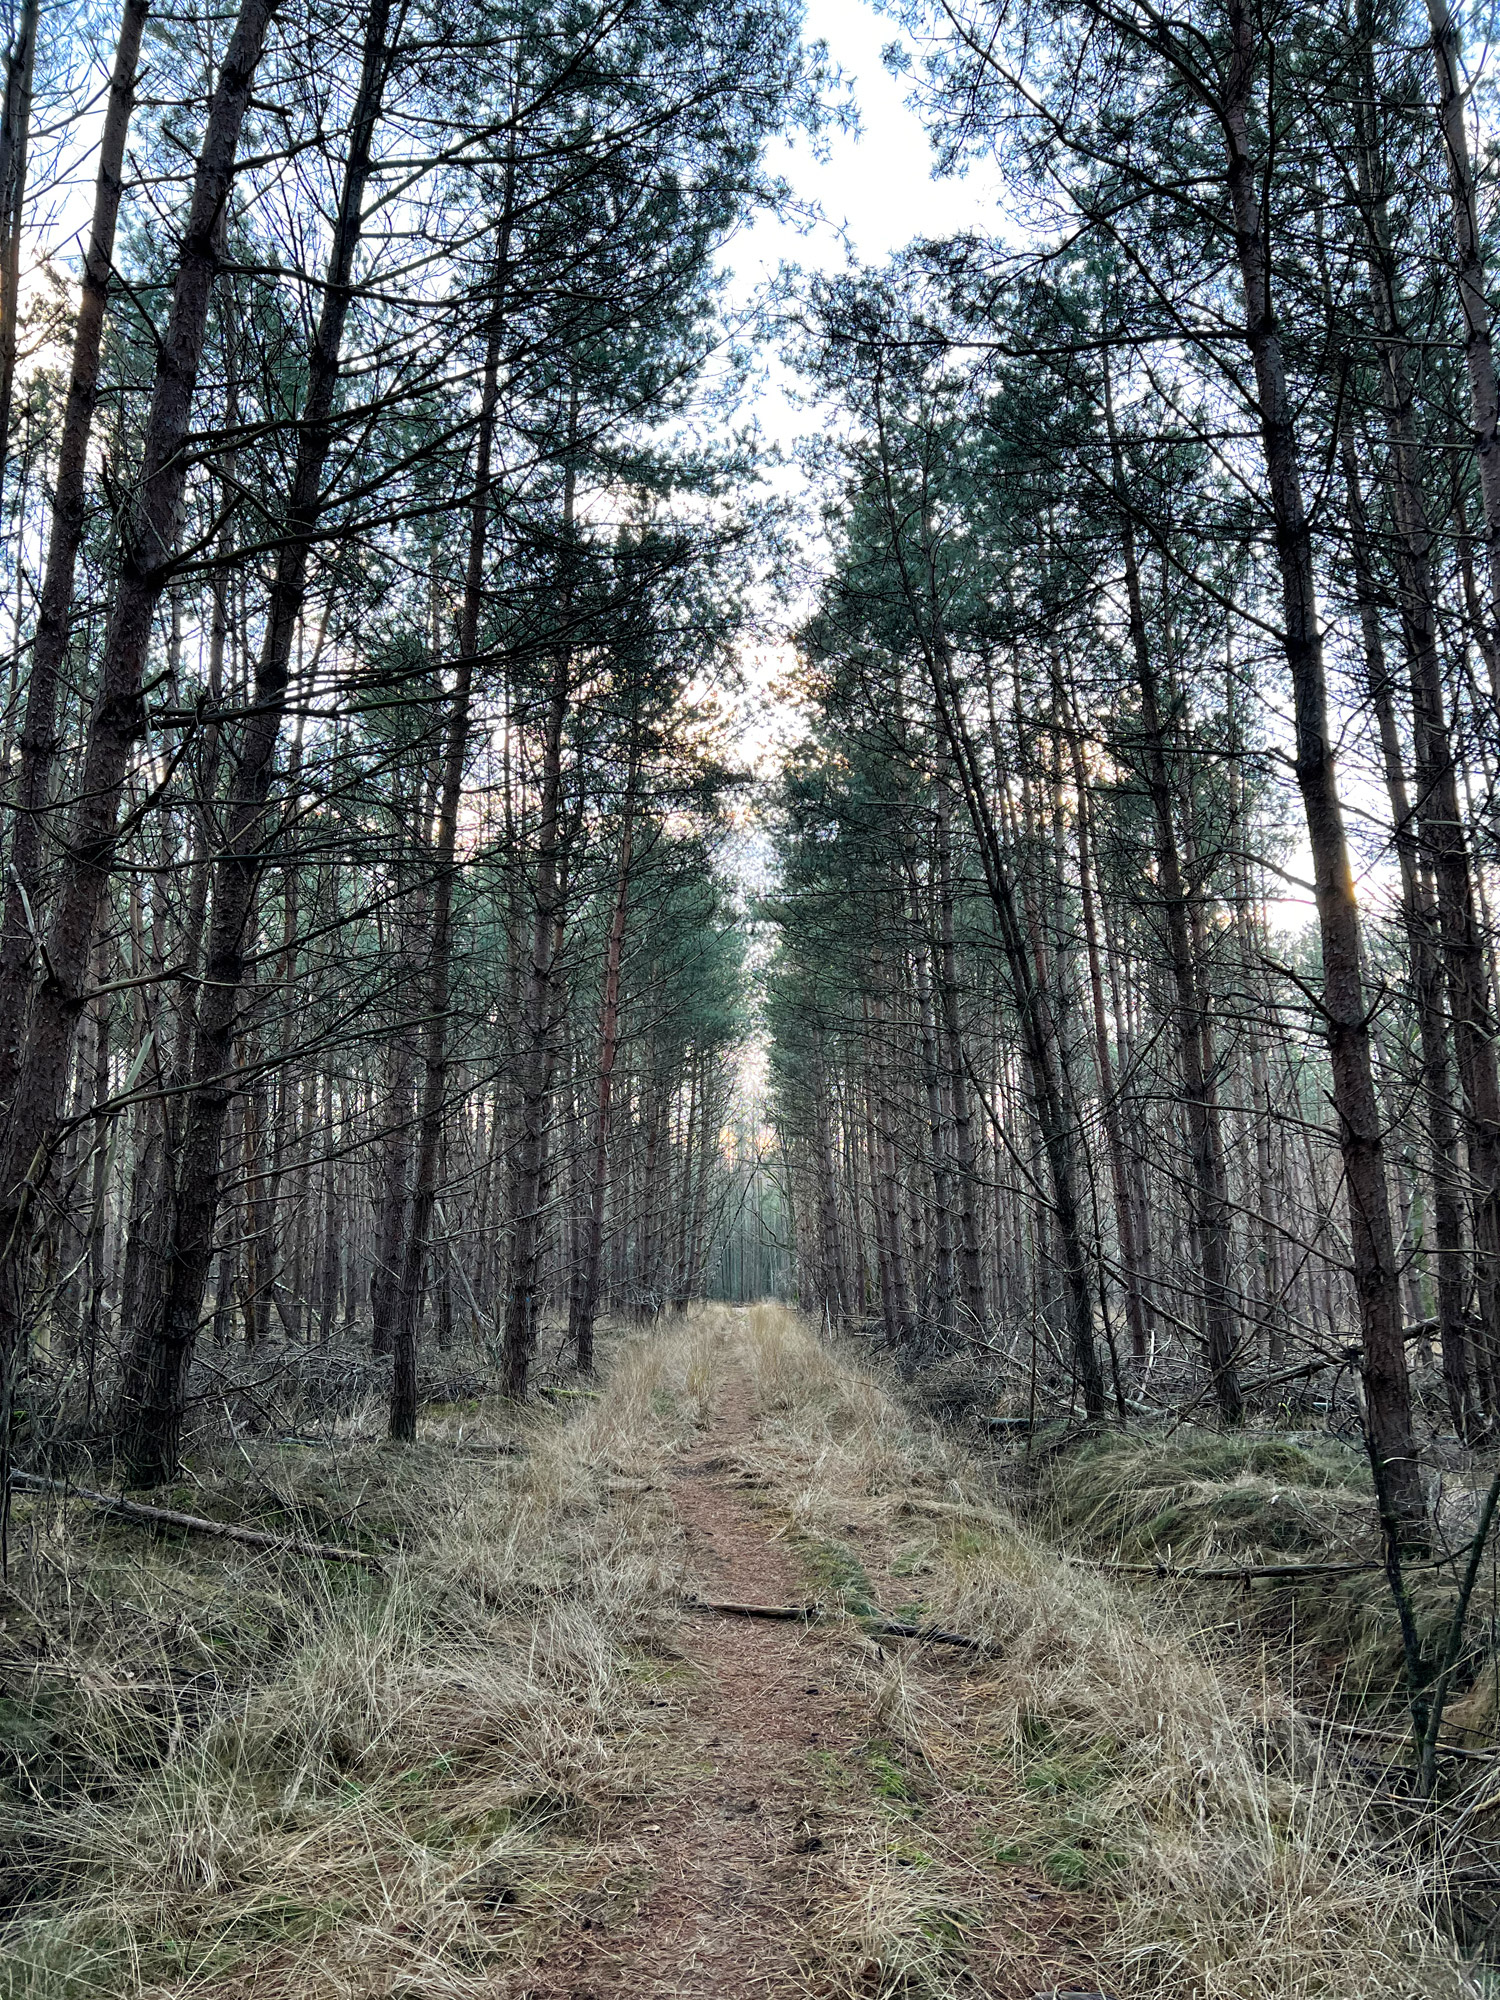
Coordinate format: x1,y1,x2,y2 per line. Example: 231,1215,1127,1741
1081,1552,1465,1583
690,1597,997,1652
1299,1713,1500,1763
864,1616,997,1651
10,1471,384,1568
694,1597,810,1620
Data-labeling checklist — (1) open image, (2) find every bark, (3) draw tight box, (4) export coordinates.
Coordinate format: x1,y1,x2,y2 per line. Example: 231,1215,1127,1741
1342,430,1477,1437
1349,84,1500,1421
1063,702,1150,1365
119,0,393,1480
865,379,1105,1415
0,0,38,492
369,1033,417,1356
1122,534,1239,1416
812,1025,849,1324
1426,0,1500,649
499,406,575,1399
1222,0,1423,1534
933,766,986,1337
907,875,956,1343
0,0,148,1115
389,215,510,1440
0,0,279,1516
569,749,636,1369
869,943,916,1343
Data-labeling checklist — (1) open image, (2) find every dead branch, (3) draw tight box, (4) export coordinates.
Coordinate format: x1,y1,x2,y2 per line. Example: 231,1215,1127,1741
10,1471,385,1568
690,1596,997,1651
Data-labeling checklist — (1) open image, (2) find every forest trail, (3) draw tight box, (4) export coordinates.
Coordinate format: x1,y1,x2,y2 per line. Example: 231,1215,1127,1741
514,1325,1109,2000
519,1376,857,1997
0,1307,1465,2000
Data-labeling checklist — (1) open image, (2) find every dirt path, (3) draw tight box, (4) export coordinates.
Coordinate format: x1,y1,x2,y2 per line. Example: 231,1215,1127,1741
513,1383,852,1997
510,1374,1101,2000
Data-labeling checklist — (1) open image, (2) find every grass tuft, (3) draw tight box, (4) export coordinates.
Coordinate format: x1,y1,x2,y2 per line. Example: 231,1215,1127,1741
732,1304,1470,2000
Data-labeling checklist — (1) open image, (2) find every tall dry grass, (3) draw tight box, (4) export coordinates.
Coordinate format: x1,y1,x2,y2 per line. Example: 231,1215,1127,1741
728,1302,1473,2000
0,1317,724,1999
2,1304,1478,1999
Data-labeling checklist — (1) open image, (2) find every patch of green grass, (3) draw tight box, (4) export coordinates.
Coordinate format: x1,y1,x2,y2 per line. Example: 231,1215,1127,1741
982,1830,1122,1892
125,1896,357,1988
945,1526,998,1559
1041,1843,1095,1891
890,1837,934,1868
984,1837,1025,1865
915,1900,973,1947
1018,1710,1055,1751
1022,1746,1117,1797
798,1536,878,1617
890,1541,935,1579
867,1749,913,1802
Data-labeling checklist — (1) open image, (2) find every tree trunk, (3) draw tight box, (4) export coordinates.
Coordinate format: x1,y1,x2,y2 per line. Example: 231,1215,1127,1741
1427,0,1500,651
499,394,576,1397
0,0,148,1115
1109,469,1240,1420
389,214,510,1440
0,0,279,1516
1222,0,1423,1535
569,762,636,1369
0,0,38,494
1342,429,1478,1436
933,766,986,1338
119,0,393,1479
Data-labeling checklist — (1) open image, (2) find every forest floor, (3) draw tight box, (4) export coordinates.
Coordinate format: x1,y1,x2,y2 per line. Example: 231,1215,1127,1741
0,1306,1476,2000
513,1364,1104,2000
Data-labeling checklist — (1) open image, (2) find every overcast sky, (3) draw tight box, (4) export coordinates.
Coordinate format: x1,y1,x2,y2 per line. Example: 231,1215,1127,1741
713,0,1012,768
722,0,1001,453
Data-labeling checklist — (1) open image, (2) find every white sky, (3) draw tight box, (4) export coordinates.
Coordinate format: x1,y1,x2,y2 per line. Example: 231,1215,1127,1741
714,0,1008,775
725,0,1000,458
711,19,1326,942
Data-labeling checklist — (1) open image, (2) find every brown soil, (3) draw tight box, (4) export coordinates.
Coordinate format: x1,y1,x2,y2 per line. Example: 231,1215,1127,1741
506,1384,1109,2000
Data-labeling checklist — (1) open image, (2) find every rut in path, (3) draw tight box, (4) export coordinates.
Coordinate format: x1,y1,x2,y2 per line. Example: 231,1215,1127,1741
513,1355,1098,2000
517,1379,854,1997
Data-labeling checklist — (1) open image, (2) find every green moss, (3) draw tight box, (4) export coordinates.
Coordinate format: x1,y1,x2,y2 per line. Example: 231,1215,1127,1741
798,1536,877,1617
867,1750,913,1802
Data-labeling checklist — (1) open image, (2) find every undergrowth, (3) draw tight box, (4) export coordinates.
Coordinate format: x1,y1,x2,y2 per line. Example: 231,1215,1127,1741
3,1305,1482,1999
1038,1426,1499,1708
731,1302,1471,2000
0,1320,719,1999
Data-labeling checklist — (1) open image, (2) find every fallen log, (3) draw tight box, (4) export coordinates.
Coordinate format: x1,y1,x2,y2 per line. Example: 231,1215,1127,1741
9,1471,384,1568
691,1597,996,1652
1085,1554,1393,1583
868,1616,998,1652
693,1597,809,1620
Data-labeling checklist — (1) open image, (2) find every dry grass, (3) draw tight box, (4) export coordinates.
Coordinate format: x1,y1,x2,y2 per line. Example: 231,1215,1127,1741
0,1317,721,2000
2,1304,1480,2000
728,1302,1473,2000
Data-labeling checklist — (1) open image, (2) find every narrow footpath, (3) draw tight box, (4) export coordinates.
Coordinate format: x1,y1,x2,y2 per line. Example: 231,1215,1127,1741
514,1352,1102,2000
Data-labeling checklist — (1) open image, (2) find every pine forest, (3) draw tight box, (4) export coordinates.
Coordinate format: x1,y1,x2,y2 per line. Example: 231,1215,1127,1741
4,0,1500,1992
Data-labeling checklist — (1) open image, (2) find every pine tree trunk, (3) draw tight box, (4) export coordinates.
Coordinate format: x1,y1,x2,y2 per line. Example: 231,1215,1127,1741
119,0,393,1479
0,0,148,1111
1222,0,1423,1534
